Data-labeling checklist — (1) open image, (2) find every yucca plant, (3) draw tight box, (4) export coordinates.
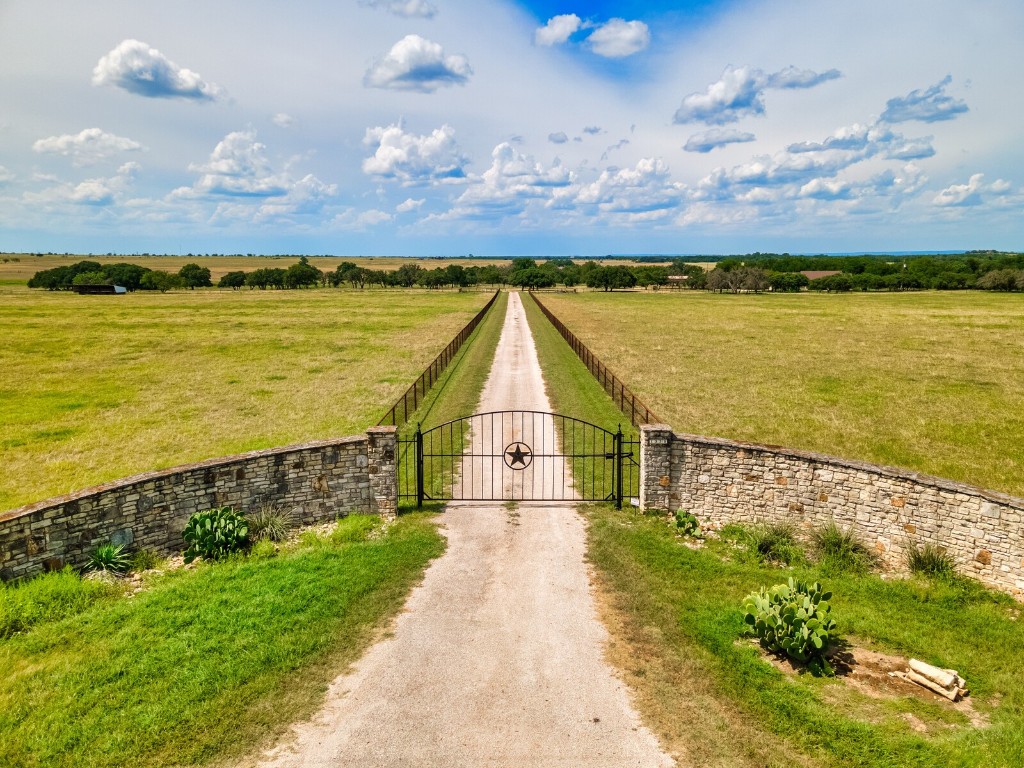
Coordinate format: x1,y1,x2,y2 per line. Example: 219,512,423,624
813,520,876,574
182,507,248,563
87,543,131,574
906,540,956,578
745,522,804,565
247,503,295,543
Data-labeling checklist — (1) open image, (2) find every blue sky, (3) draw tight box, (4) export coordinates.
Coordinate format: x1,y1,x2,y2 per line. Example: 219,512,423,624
0,0,1020,255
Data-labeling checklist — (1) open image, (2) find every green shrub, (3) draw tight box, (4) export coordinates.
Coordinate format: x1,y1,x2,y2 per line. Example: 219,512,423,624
812,520,876,574
673,510,701,537
906,541,957,578
249,539,278,559
0,568,115,638
742,577,837,675
87,543,131,574
130,549,163,572
248,503,295,543
745,523,804,565
182,507,249,563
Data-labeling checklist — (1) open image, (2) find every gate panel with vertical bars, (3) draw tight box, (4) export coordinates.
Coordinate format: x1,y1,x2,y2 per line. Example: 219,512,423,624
397,411,638,507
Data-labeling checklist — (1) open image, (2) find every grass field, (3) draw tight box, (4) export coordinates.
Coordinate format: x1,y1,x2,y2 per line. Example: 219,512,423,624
538,291,1024,496
0,513,445,768
0,285,490,511
526,294,1024,766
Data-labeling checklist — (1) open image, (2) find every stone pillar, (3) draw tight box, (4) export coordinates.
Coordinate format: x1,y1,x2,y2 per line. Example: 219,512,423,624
366,426,398,519
640,424,675,513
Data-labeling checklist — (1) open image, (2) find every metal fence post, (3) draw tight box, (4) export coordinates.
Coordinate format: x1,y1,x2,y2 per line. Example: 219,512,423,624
415,423,424,508
615,425,624,509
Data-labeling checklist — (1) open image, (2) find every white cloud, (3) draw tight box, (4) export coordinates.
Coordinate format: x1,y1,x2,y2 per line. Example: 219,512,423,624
787,123,935,161
535,14,582,46
363,35,472,93
362,122,469,184
0,166,15,184
582,125,603,135
396,197,425,213
674,65,840,125
684,128,756,153
332,208,395,230
25,162,138,207
32,128,143,166
92,39,222,101
361,0,437,18
254,174,337,221
186,130,288,197
271,113,295,128
586,19,650,58
932,173,1010,207
575,157,685,218
881,76,968,124
548,131,569,144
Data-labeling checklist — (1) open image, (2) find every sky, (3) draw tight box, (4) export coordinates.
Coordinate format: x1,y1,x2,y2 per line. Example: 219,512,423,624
0,0,1021,256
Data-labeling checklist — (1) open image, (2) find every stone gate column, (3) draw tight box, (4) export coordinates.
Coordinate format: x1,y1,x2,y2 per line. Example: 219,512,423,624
366,426,398,519
639,424,675,513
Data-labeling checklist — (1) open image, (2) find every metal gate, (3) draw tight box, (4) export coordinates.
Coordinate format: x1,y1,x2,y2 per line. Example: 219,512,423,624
397,411,639,507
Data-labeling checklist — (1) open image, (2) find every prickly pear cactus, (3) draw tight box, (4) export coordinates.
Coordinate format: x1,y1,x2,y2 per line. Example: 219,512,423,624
674,510,701,537
742,577,836,673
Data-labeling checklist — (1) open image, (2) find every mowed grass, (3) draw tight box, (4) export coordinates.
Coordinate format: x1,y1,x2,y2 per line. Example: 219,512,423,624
0,513,445,768
538,291,1024,496
526,296,1024,766
0,286,490,511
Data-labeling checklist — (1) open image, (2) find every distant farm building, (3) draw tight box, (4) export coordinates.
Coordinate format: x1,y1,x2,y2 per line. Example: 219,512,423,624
71,284,128,295
799,270,841,281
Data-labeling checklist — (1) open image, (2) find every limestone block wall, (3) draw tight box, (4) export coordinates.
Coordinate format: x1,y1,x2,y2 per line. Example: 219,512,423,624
640,425,1024,596
0,427,398,582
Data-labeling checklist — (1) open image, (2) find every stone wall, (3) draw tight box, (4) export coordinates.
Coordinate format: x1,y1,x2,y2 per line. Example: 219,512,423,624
0,427,397,582
640,425,1024,597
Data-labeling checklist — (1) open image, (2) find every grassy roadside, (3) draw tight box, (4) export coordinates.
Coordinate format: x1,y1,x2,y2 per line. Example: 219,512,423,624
396,291,508,508
0,514,445,767
523,291,1024,766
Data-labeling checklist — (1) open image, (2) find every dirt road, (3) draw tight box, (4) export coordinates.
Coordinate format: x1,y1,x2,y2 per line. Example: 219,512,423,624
253,292,672,767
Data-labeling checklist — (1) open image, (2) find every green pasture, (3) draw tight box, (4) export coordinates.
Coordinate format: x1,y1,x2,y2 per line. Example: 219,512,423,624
527,293,1024,766
0,286,490,511
539,290,1024,497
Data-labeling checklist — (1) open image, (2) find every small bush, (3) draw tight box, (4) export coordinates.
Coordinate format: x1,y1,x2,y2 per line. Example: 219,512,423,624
906,541,957,578
182,507,249,563
813,520,876,574
745,523,804,565
87,543,131,574
249,539,279,560
0,568,115,638
743,577,837,675
129,549,162,572
674,510,701,537
248,503,295,543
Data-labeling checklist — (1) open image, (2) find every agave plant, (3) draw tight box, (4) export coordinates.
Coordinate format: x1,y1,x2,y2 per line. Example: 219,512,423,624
87,542,131,574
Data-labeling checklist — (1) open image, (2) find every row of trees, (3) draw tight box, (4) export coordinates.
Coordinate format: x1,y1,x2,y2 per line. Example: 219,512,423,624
28,261,214,292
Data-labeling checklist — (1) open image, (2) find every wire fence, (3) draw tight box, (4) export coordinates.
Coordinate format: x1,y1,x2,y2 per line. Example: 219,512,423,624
528,291,662,428
378,290,501,429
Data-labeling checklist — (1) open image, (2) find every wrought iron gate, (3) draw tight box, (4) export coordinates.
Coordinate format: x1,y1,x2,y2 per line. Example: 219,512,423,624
397,411,639,507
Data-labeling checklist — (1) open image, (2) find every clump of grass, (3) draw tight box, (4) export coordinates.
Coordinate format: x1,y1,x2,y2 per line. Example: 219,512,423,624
906,540,957,578
129,549,163,572
330,514,383,544
248,503,296,543
87,543,131,574
0,567,116,638
745,522,804,565
812,520,876,574
249,539,278,559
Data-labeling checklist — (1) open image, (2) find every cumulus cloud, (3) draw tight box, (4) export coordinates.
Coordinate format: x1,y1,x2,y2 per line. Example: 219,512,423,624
582,125,603,135
684,128,756,153
184,130,288,197
548,131,569,144
271,113,295,128
363,35,472,93
881,76,968,123
92,39,222,101
674,64,840,125
0,166,15,184
332,208,394,230
26,162,138,206
933,173,1009,207
445,142,574,219
360,0,437,18
586,19,650,58
362,122,469,184
32,128,143,166
396,197,425,213
535,14,582,46
255,174,338,221
787,123,934,161
575,157,685,219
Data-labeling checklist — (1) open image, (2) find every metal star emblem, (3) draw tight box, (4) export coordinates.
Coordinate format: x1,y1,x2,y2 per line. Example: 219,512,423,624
503,442,533,470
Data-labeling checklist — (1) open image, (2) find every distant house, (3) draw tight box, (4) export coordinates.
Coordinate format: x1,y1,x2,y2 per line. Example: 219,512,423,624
799,270,841,281
666,275,689,288
71,284,128,295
